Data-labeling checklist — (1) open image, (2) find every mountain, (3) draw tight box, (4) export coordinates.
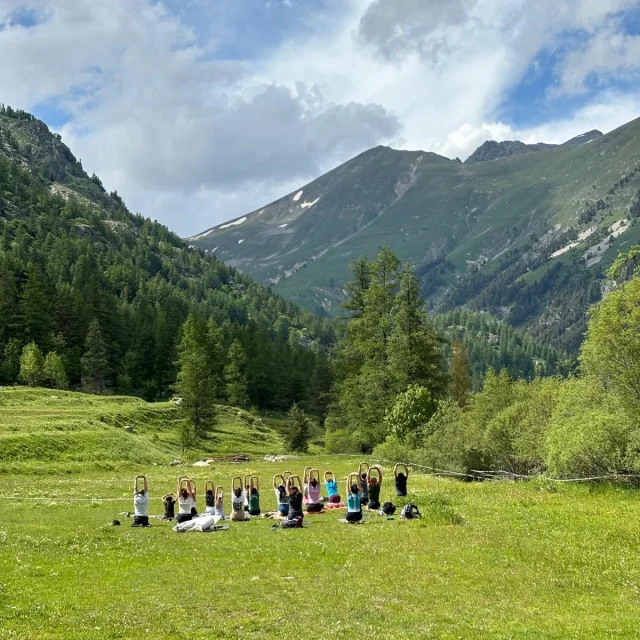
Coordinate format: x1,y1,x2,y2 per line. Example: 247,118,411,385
191,118,640,352
0,105,334,410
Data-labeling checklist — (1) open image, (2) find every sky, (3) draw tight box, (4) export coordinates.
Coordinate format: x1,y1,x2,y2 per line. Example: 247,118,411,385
1,0,640,236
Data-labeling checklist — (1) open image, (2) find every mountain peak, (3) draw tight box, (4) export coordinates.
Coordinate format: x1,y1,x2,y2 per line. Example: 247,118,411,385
465,140,545,164
561,130,603,146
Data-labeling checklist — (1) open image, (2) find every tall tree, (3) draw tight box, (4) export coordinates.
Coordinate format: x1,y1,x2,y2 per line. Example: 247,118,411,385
19,262,51,348
175,314,216,435
224,339,248,408
285,403,311,453
19,342,44,386
450,339,472,407
43,351,68,389
81,319,110,393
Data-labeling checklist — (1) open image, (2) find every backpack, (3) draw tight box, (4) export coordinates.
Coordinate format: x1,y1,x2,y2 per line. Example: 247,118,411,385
400,504,421,520
281,516,304,529
381,502,396,515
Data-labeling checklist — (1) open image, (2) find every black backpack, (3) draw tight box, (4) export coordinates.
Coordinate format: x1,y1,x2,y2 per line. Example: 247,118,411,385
400,504,421,519
381,502,396,515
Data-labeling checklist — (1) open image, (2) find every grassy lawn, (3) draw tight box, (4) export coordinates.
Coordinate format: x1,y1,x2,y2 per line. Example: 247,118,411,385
1,463,640,639
1,388,640,638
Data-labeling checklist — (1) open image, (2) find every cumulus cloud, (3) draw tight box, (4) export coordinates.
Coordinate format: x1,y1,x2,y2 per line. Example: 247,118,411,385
1,0,639,234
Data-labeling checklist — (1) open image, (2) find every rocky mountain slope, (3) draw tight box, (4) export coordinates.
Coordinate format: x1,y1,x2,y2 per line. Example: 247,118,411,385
191,119,640,351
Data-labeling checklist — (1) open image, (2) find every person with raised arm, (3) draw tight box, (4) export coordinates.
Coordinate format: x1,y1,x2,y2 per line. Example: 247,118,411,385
231,476,250,521
176,477,195,524
248,475,261,516
132,475,150,527
345,472,362,523
306,469,323,513
394,463,409,497
204,480,216,515
367,466,383,510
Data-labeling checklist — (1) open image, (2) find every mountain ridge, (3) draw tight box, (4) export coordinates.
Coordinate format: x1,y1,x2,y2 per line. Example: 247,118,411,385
191,116,640,352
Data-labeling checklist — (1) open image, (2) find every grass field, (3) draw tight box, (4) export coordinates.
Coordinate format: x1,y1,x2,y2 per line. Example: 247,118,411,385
2,388,640,639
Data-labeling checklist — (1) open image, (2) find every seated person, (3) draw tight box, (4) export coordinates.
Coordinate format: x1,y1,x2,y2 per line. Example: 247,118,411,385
132,475,150,527
162,493,176,521
394,464,409,497
205,488,217,515
287,483,304,523
306,477,324,513
367,467,383,510
346,483,363,523
324,472,341,504
231,486,250,522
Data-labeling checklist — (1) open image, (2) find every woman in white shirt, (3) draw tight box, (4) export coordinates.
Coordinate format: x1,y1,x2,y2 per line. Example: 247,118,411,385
132,475,150,527
176,476,195,524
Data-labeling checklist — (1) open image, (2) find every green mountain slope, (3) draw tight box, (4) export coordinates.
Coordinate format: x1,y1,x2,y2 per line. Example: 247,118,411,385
0,105,333,409
192,116,640,352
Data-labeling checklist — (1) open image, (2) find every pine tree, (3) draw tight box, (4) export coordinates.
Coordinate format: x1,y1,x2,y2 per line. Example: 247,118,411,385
224,339,249,408
1,338,21,383
19,342,44,386
450,340,472,407
175,314,216,435
81,319,110,393
285,403,311,453
43,351,68,389
390,263,447,394
308,352,333,419
19,262,51,348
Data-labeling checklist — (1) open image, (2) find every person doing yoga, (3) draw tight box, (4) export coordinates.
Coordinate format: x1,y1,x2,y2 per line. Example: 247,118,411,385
132,475,150,527
287,476,304,523
324,471,341,504
306,469,323,513
359,462,370,504
394,463,409,497
248,475,261,516
205,480,216,515
274,474,289,517
346,473,363,523
367,466,383,510
162,492,176,521
176,477,195,524
231,476,250,521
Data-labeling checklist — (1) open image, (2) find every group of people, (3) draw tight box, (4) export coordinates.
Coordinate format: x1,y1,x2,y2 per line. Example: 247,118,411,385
131,463,410,528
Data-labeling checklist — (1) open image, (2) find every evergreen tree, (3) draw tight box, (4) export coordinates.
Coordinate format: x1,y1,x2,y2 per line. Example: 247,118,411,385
19,263,51,348
390,263,447,394
450,340,472,407
285,403,311,453
1,338,21,383
308,352,333,420
224,339,249,408
43,352,68,389
175,314,216,435
81,319,110,393
19,342,44,386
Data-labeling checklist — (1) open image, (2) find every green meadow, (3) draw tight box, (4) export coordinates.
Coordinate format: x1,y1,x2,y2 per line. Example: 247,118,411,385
1,388,640,639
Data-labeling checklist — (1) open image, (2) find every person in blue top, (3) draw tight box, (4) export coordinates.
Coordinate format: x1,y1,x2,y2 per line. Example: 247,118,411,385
324,471,341,504
345,474,362,523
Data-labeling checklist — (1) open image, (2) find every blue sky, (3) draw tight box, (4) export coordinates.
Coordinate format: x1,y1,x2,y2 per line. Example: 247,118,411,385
2,0,640,235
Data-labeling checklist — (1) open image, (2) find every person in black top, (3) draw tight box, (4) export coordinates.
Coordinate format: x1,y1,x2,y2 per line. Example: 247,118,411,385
367,466,382,510
394,463,409,497
162,493,176,520
287,481,304,523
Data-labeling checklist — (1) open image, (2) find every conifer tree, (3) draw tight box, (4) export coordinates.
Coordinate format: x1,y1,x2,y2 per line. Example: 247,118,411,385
285,402,311,453
175,314,216,435
450,340,472,407
81,319,110,393
19,263,51,348
224,339,249,408
43,352,68,389
19,342,44,386
1,338,21,383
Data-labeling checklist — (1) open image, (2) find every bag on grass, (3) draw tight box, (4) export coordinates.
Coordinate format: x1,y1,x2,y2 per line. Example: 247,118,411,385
400,504,421,520
381,502,396,515
281,516,304,529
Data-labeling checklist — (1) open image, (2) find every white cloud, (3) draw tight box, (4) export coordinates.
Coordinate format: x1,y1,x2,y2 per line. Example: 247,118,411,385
1,0,639,235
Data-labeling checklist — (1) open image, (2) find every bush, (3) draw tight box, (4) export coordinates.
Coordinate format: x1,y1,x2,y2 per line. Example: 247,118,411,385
325,428,361,454
384,384,436,446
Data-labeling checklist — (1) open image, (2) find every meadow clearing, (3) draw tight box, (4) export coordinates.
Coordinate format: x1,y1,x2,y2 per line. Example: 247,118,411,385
1,388,640,639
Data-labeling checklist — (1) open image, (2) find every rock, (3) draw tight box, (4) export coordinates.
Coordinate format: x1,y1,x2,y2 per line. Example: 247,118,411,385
170,397,183,405
124,425,135,433
192,460,210,467
169,460,183,466
264,454,298,463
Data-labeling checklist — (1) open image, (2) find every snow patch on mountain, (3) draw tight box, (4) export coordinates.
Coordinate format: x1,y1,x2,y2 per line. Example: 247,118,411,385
219,216,247,230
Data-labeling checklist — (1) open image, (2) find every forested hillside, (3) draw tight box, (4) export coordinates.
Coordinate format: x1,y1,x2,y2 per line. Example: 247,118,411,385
432,309,571,388
0,105,334,410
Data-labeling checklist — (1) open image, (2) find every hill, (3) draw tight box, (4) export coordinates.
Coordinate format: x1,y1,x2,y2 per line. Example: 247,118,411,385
0,386,282,474
0,105,334,410
192,117,640,352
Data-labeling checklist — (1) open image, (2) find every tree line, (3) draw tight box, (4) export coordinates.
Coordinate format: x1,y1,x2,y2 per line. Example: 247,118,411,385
0,151,334,414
